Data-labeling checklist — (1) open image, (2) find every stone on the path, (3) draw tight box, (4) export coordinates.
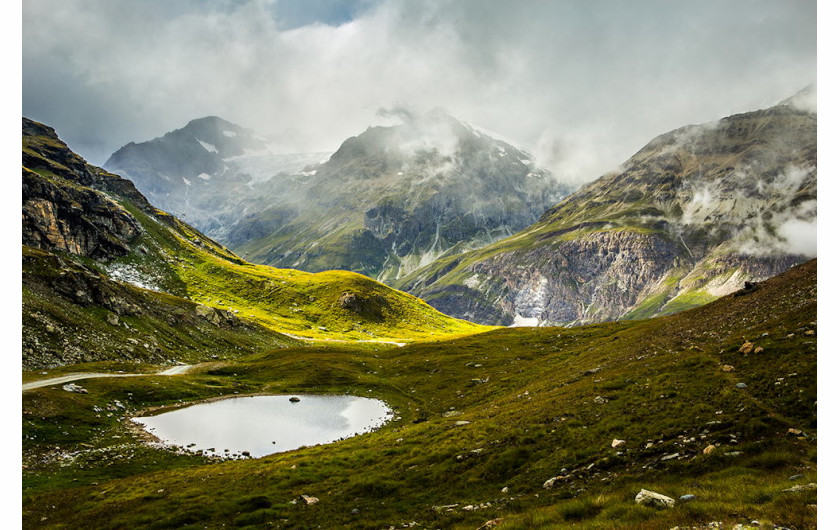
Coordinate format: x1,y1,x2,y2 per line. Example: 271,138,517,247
634,489,675,509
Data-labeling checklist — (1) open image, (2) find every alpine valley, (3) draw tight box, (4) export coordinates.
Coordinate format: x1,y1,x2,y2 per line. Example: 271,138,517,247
22,89,817,530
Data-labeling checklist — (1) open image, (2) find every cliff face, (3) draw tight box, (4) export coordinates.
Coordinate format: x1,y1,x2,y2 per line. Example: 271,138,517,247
399,91,817,325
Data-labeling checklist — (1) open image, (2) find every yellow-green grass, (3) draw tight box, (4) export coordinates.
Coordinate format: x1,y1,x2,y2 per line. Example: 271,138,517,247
22,260,816,529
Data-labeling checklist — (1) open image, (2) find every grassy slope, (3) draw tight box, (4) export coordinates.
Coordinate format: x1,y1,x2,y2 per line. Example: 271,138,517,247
22,119,489,355
22,260,816,529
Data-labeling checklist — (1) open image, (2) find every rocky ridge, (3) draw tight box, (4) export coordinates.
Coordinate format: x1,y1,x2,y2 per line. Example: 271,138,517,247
399,89,816,325
105,110,570,283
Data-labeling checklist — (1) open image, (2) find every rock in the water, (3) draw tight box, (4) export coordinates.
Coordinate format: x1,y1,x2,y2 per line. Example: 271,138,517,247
62,383,88,394
299,494,319,505
635,489,675,509
611,439,625,448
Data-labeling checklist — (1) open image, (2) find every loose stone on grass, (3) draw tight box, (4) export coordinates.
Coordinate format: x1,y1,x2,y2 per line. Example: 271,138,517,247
635,489,675,509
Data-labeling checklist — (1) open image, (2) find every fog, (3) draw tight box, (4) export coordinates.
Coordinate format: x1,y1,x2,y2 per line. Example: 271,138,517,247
23,0,816,186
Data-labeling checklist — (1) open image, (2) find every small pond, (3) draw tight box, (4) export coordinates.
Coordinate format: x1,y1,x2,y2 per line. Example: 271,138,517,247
132,394,393,458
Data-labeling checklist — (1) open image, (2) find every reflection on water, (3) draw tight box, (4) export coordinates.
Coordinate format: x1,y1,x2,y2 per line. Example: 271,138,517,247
132,395,392,458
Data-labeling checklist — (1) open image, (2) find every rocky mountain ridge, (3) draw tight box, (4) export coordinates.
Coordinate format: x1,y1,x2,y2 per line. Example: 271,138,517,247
105,110,570,283
399,90,816,325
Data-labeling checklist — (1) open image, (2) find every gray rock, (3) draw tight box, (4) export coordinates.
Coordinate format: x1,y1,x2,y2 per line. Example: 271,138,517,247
789,474,805,481
634,489,675,509
679,494,697,502
299,494,319,505
783,483,816,493
543,476,561,489
735,382,748,389
62,383,88,394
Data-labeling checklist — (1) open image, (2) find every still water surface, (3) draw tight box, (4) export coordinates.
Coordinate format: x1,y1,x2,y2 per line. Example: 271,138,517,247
133,394,392,458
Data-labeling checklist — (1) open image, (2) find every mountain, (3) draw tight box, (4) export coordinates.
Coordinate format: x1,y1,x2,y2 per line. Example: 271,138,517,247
105,110,570,283
22,118,486,368
103,116,330,242
398,90,816,325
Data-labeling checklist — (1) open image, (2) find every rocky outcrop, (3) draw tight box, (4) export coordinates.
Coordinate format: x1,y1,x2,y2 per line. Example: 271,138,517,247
22,168,141,260
400,90,816,325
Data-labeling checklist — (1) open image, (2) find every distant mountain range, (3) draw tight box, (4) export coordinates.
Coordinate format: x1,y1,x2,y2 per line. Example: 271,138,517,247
104,110,570,283
398,87,817,325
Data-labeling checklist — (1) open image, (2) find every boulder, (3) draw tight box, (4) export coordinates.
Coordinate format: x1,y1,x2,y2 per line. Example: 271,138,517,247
299,494,319,505
721,365,735,372
611,439,625,448
543,476,562,489
62,383,88,394
635,489,675,509
739,341,754,354
703,444,717,455
679,494,697,502
735,382,748,389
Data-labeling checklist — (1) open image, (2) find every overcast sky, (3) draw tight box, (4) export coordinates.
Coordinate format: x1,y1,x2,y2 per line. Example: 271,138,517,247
22,0,816,184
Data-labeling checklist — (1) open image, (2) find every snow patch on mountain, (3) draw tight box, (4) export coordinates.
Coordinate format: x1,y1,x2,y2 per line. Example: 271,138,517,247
196,139,218,153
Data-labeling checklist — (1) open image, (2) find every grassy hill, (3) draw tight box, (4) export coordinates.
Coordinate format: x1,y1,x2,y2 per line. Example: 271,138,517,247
22,117,488,369
22,259,816,529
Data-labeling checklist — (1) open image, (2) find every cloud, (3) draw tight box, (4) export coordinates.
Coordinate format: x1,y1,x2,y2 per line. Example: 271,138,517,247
23,0,816,186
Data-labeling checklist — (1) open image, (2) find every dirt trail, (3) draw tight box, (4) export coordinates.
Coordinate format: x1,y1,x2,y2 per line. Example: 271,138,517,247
22,364,199,392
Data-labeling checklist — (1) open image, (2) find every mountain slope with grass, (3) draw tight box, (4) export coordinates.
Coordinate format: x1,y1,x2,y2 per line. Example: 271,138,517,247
398,88,816,325
106,110,570,283
23,258,817,529
22,118,487,368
